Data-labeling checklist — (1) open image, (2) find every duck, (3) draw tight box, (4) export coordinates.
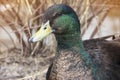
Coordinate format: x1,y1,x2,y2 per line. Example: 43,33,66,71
29,4,120,80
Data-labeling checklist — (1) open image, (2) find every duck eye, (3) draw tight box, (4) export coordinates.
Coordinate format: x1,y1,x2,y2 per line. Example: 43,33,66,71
53,12,62,18
56,13,62,17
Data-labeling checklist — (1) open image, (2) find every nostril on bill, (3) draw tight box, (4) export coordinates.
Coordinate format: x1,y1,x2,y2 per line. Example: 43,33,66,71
29,37,34,43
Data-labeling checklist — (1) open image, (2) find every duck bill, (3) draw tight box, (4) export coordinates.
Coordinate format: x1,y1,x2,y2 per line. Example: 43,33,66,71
29,21,53,43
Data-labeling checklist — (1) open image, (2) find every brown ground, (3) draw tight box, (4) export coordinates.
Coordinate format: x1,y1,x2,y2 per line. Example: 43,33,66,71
0,50,54,80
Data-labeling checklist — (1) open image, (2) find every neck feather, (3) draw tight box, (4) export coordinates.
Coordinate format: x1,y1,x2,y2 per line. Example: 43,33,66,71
56,33,98,78
56,33,91,63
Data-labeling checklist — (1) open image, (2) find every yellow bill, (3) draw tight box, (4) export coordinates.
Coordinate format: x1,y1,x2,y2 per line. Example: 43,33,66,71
29,21,53,42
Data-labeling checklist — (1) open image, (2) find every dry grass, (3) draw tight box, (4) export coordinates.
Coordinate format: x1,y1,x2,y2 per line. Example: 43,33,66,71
0,0,112,54
0,0,119,80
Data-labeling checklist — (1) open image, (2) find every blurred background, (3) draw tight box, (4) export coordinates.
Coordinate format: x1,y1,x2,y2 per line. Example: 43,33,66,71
0,0,120,80
0,0,120,52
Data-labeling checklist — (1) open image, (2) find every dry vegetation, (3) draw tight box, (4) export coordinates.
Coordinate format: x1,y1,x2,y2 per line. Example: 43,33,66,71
0,0,119,80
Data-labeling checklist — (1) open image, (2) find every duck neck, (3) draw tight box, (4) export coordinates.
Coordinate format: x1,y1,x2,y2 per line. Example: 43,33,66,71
56,33,98,77
56,34,99,80
56,33,82,50
56,33,92,65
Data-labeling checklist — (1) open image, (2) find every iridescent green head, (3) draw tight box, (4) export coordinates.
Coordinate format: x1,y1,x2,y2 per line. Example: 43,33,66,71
43,4,80,35
29,4,81,48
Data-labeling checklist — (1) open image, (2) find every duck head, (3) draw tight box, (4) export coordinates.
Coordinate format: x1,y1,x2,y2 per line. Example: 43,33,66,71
29,4,81,48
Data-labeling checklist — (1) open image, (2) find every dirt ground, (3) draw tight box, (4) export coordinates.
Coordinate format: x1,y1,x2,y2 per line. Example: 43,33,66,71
0,50,55,80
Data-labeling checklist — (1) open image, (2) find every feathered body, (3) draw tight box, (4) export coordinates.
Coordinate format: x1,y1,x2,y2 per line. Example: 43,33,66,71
47,38,120,80
29,4,120,80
